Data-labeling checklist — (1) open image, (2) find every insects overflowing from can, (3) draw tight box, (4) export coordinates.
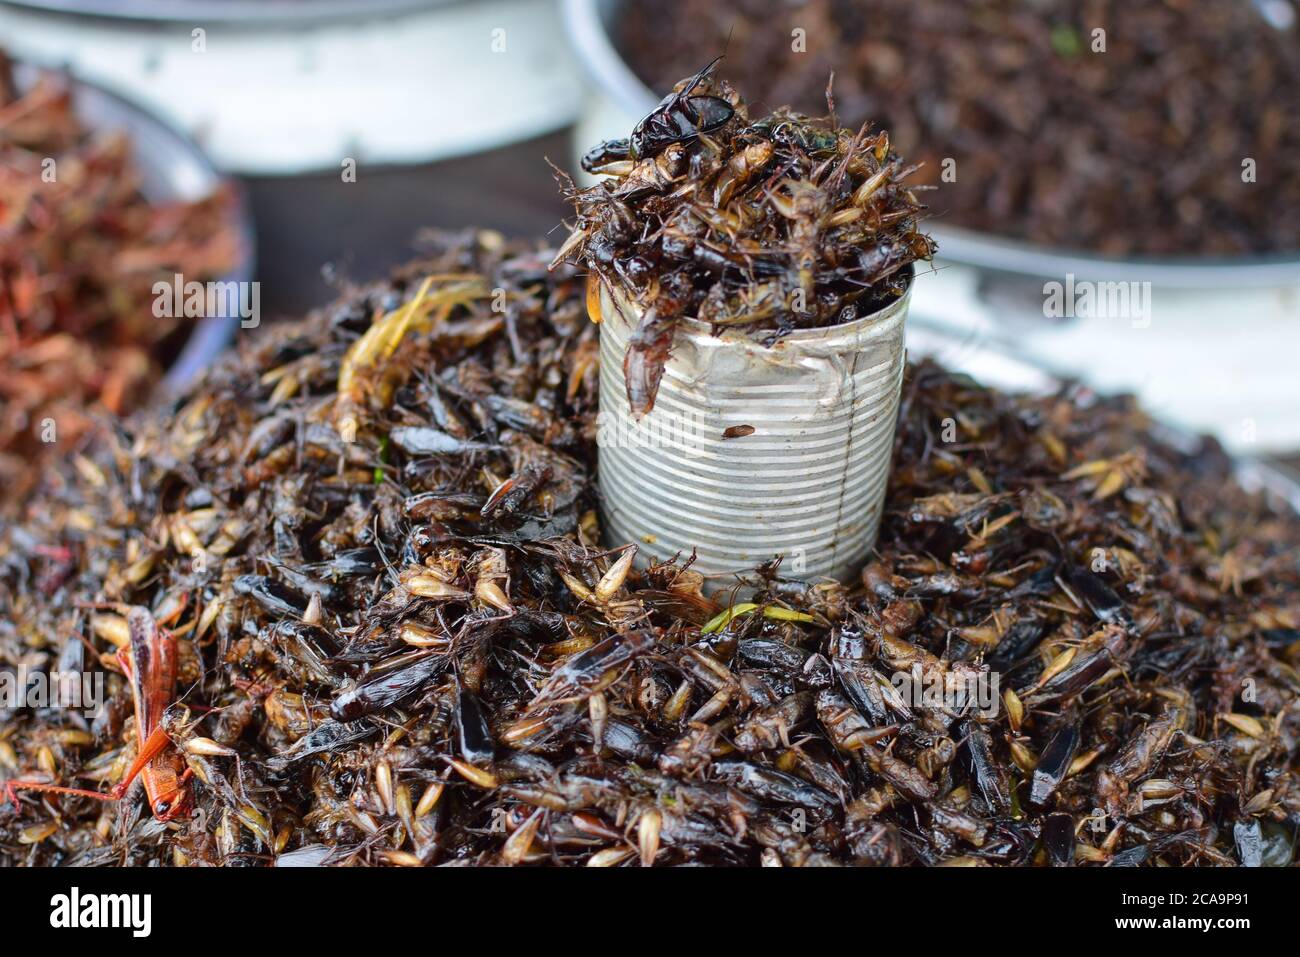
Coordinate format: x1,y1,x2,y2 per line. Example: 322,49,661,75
556,65,934,416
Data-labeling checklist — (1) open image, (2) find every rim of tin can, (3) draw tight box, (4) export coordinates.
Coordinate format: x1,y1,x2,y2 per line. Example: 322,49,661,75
600,265,916,344
563,0,1300,289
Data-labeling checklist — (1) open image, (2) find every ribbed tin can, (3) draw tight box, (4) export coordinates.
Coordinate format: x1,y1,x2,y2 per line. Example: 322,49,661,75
597,275,911,587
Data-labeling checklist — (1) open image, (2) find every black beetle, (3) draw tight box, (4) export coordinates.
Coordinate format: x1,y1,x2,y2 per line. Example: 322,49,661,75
581,57,733,172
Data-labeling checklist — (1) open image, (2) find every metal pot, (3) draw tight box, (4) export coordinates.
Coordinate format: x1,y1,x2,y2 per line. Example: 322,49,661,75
903,324,1300,518
0,0,585,174
561,0,1300,453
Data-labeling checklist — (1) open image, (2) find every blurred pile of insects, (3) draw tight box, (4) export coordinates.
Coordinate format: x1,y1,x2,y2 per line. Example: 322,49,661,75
556,61,933,415
619,0,1300,257
1,231,1297,866
0,52,241,503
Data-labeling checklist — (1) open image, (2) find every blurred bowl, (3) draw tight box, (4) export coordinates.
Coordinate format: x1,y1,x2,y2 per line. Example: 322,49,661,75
564,0,1300,286
1,0,435,19
905,324,1300,516
11,59,256,395
561,0,1300,452
0,0,585,174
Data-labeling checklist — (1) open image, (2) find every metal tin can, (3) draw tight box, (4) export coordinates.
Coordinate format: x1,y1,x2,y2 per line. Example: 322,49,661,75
597,276,911,587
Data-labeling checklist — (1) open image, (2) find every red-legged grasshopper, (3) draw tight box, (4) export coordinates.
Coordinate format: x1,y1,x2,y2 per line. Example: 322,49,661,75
3,606,193,822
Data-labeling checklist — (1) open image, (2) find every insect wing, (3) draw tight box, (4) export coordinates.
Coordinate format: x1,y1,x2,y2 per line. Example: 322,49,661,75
126,606,178,742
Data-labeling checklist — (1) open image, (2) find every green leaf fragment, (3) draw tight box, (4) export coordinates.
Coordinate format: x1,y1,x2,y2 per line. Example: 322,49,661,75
701,603,758,633
762,606,816,624
700,603,815,633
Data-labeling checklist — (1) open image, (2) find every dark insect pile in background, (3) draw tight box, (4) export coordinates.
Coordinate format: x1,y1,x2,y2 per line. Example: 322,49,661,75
618,0,1300,257
555,62,934,416
1,232,1298,866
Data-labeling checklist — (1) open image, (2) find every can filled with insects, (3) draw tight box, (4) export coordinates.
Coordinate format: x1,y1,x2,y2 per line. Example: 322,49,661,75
555,64,933,588
595,273,912,587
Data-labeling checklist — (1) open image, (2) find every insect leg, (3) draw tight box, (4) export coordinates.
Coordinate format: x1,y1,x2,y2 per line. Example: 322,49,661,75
109,724,174,800
4,777,119,811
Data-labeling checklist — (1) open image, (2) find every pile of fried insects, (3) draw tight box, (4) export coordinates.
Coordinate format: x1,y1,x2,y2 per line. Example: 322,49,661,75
1,231,1298,867
556,60,934,415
